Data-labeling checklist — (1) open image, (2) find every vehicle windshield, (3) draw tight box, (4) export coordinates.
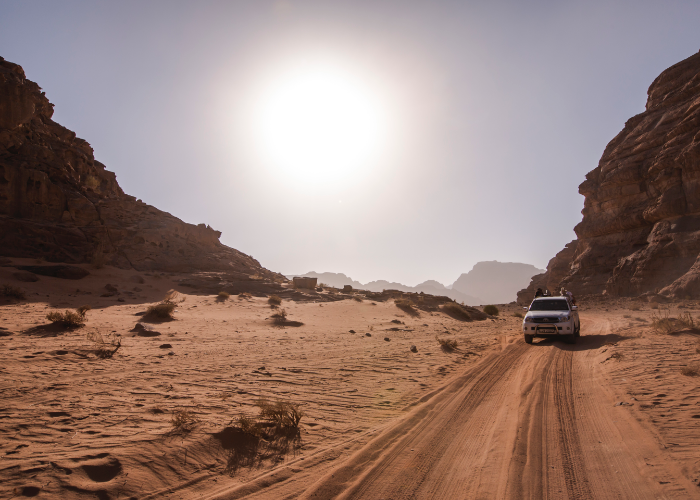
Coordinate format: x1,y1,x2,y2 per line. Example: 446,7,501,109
529,299,570,311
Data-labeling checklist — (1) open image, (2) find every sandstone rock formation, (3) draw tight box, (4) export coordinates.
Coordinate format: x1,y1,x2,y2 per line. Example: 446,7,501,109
519,50,700,301
0,56,281,282
516,241,577,304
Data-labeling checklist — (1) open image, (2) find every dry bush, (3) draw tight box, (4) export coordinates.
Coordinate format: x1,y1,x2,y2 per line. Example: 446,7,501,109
353,295,363,302
271,309,288,324
46,305,91,327
623,314,631,318
483,304,499,316
146,301,176,320
436,335,458,351
171,409,199,432
238,292,252,299
256,399,304,428
513,312,524,318
395,298,419,316
650,302,659,310
218,291,230,301
268,295,282,307
651,310,694,334
1,284,25,300
442,302,472,321
681,364,700,377
87,330,122,358
610,352,623,361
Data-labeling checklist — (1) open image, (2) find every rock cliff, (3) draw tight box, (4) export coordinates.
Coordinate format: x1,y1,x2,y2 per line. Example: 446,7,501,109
0,56,280,281
520,50,700,301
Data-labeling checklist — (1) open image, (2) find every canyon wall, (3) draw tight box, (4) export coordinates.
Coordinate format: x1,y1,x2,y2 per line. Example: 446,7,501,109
519,50,700,302
0,56,280,281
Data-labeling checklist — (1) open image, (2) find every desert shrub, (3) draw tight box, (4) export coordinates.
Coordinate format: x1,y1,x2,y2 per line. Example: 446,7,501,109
1,284,26,300
623,314,631,318
256,399,304,428
271,309,288,324
681,364,699,377
353,295,363,302
436,335,458,351
218,291,230,301
395,298,419,316
513,312,523,318
610,352,623,361
483,305,499,316
268,295,282,307
650,302,659,310
87,330,121,358
46,305,91,327
171,409,199,432
651,310,694,334
238,292,252,299
146,301,176,320
442,302,471,321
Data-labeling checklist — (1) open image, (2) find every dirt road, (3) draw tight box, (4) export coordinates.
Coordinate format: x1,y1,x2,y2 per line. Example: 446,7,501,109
210,312,699,499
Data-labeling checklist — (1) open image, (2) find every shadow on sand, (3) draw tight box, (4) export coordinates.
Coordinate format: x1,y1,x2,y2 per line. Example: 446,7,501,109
213,426,302,475
528,333,631,352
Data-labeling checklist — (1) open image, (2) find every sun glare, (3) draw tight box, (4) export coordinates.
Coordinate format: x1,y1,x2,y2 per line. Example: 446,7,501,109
253,64,387,187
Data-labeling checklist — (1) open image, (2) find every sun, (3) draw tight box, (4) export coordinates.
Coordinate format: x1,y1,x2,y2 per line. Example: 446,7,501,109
253,64,387,187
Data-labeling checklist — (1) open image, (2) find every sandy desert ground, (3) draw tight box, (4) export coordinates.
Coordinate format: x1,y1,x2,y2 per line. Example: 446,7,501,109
1,262,700,499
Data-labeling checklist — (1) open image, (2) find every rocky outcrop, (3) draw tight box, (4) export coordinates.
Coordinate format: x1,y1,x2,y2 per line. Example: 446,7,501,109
0,56,281,281
520,50,700,300
516,241,577,304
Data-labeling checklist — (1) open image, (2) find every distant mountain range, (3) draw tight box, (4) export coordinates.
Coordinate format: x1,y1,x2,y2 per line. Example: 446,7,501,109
287,261,544,306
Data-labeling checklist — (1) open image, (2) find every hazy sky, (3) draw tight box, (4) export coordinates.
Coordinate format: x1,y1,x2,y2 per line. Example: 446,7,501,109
2,1,699,285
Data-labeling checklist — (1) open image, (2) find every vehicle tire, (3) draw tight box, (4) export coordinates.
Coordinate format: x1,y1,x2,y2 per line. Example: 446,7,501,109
524,334,533,344
575,323,581,337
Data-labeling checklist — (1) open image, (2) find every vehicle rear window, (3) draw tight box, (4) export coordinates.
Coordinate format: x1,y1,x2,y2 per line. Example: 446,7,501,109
529,299,570,311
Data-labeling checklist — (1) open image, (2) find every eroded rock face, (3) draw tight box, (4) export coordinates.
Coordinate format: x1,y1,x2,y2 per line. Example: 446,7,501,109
520,50,700,300
0,56,281,280
517,240,577,305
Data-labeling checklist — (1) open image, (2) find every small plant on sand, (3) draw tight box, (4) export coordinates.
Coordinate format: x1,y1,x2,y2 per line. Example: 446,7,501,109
238,292,252,300
87,330,122,359
171,409,199,432
353,295,363,302
1,284,26,300
513,312,524,318
436,335,458,351
46,305,91,327
395,298,418,316
681,364,700,377
271,309,288,324
146,290,181,320
650,310,694,334
483,305,499,316
442,302,472,321
268,294,282,307
257,399,304,429
146,301,176,320
218,291,230,301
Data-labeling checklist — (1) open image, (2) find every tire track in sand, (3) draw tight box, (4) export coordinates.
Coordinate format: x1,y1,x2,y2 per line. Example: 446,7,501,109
297,342,529,500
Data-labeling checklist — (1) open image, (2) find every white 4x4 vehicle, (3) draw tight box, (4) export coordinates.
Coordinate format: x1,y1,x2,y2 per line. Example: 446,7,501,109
522,297,580,344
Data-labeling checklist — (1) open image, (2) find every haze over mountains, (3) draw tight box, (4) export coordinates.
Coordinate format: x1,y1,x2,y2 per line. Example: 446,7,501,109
289,261,544,305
